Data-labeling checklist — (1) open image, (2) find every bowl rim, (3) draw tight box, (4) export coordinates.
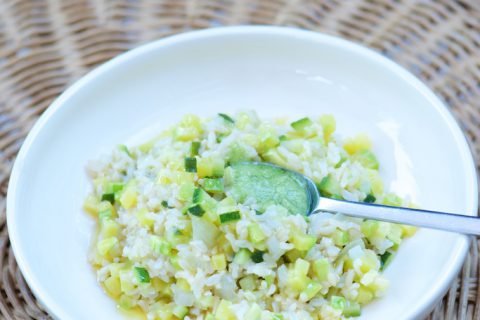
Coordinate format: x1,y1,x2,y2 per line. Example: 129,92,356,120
7,25,478,320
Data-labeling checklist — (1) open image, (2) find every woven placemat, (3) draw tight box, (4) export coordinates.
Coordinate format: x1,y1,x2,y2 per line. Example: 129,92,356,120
1,0,479,319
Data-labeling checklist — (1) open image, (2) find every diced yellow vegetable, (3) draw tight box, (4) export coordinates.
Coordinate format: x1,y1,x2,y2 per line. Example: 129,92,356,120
356,286,374,304
198,296,215,309
100,219,120,238
118,294,135,310
286,270,309,292
313,258,330,281
294,258,310,276
291,232,316,251
172,305,189,319
244,303,262,320
97,237,119,257
174,114,203,141
215,300,236,320
319,114,336,141
285,249,303,263
211,254,227,271
239,275,257,291
178,182,195,201
120,188,137,209
177,278,190,291
401,225,417,237
197,157,225,178
119,269,136,292
343,133,372,155
301,281,322,301
367,169,384,196
104,275,122,298
136,208,154,229
83,195,99,216
248,223,266,243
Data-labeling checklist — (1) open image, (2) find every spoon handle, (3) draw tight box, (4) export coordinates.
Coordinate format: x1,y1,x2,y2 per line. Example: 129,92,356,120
315,197,480,235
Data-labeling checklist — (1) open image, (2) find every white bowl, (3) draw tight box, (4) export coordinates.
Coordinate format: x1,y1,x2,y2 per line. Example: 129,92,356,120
7,26,477,320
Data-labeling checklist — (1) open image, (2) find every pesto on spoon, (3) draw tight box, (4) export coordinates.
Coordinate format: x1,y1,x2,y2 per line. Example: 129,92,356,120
227,162,480,235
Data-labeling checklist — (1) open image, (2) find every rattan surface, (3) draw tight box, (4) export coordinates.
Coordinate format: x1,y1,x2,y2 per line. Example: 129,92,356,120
0,0,479,319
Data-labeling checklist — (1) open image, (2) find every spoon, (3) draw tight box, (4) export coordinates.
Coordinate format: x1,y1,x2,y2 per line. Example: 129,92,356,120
228,162,480,235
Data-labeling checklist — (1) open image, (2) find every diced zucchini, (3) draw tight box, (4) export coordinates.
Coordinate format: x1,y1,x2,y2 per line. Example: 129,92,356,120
174,114,203,141
387,223,403,245
118,144,132,157
97,237,119,257
203,178,224,193
294,258,310,276
161,200,171,208
133,266,150,283
352,150,379,170
219,211,241,224
215,300,236,320
98,208,113,221
83,194,99,216
343,301,361,317
291,232,316,252
190,141,201,156
100,219,120,238
380,251,394,271
258,127,280,153
317,175,342,198
101,193,115,204
197,157,225,178
173,306,189,319
239,275,257,291
281,139,304,154
251,250,264,263
198,296,215,310
331,296,346,311
184,157,197,173
367,169,384,196
332,229,350,246
248,223,266,243
312,258,330,281
363,194,376,203
178,182,195,201
136,208,154,229
261,149,289,167
291,117,313,131
285,249,303,263
383,193,403,206
356,286,374,304
286,269,308,292
211,254,227,271
118,294,135,310
150,236,172,256
301,281,322,301
218,113,235,123
188,204,205,217
233,248,251,265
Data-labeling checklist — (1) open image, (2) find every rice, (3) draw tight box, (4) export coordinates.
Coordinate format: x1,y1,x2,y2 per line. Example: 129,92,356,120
84,111,415,319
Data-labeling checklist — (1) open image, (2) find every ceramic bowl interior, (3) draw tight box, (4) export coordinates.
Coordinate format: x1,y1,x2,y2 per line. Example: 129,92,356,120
7,26,477,320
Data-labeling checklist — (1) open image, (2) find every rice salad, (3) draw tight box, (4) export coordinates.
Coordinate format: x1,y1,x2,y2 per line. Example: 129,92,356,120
84,111,416,320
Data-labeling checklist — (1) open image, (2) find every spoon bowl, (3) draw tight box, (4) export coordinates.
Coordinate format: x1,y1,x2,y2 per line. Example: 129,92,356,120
231,162,480,235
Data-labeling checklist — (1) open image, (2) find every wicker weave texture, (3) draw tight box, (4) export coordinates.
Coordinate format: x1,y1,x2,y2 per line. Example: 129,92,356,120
0,0,479,319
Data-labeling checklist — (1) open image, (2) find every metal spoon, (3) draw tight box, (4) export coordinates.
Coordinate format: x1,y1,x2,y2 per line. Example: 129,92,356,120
231,162,480,235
